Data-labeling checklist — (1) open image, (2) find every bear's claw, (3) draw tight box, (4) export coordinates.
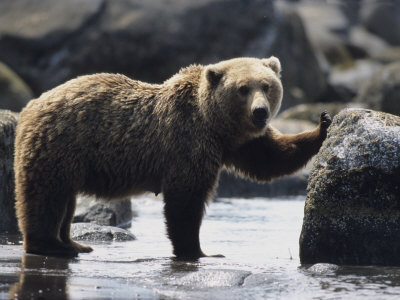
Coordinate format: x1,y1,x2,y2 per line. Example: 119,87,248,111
320,111,332,129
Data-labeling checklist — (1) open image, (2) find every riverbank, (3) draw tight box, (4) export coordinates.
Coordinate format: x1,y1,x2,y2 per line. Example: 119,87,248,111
2,195,400,300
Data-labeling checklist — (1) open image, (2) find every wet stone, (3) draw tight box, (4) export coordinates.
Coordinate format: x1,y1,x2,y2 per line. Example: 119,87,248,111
70,223,135,242
173,269,251,288
300,108,400,266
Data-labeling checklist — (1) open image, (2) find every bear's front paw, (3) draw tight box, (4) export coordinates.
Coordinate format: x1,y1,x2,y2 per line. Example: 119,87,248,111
319,111,332,130
319,111,332,140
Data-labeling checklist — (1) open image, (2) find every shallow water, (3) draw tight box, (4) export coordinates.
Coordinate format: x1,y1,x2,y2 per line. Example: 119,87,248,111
2,195,400,299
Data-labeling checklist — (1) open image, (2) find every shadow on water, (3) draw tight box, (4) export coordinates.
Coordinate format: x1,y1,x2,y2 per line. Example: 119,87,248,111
162,259,200,275
9,254,72,300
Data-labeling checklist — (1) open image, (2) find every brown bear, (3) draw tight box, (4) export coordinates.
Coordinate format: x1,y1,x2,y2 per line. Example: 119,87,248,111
14,57,331,259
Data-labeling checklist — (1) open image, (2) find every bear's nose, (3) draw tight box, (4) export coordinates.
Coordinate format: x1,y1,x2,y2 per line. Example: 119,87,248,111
252,107,269,121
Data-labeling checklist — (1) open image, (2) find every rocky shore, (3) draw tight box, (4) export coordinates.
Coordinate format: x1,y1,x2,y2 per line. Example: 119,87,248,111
1,0,400,266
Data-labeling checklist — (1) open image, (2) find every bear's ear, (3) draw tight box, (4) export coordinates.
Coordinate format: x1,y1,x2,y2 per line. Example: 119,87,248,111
262,56,281,76
205,66,223,86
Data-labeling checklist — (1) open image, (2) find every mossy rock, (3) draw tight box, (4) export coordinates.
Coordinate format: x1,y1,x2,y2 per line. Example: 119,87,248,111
300,108,400,266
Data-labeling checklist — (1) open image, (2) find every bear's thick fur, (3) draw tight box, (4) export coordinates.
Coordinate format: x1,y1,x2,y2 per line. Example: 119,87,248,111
14,57,331,259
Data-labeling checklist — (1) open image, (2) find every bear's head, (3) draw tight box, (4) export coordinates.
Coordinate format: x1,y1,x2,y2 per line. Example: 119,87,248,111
202,56,283,139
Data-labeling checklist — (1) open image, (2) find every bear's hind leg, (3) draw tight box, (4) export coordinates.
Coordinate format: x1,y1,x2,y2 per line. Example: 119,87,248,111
59,196,93,253
18,190,79,257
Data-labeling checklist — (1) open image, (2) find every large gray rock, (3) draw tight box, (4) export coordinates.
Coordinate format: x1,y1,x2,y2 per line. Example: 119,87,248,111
0,62,33,112
73,196,133,228
0,0,326,108
268,5,326,109
361,1,400,46
300,109,400,266
349,26,400,63
0,0,105,94
296,1,353,66
356,62,400,116
0,110,19,233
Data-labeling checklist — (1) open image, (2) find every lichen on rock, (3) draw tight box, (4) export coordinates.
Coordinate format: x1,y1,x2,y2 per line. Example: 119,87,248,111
300,108,400,266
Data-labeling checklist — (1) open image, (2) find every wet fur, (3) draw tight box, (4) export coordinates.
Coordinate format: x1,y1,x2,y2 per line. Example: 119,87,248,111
14,58,330,259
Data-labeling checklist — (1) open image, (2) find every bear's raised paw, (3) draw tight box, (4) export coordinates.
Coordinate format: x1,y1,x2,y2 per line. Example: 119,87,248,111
319,111,332,129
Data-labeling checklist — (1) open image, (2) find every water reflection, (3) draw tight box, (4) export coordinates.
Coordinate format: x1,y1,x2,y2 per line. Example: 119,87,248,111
9,254,72,300
163,259,200,274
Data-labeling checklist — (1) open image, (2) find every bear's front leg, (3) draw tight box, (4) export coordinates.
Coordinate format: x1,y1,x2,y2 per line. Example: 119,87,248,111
163,188,207,260
224,111,332,182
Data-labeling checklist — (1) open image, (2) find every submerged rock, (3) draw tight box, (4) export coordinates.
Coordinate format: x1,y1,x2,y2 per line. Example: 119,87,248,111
173,269,251,288
306,263,339,275
300,109,400,266
73,196,133,228
70,223,135,242
0,110,19,233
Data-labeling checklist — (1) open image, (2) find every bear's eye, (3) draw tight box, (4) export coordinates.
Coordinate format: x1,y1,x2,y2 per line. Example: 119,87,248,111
238,85,250,96
262,84,270,93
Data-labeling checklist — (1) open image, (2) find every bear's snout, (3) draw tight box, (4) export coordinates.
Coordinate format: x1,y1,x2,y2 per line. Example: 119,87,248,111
252,106,269,128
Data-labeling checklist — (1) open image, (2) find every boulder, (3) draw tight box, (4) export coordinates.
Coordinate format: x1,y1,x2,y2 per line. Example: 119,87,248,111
349,26,400,63
356,62,400,116
0,0,105,94
0,110,19,233
300,109,400,266
70,223,135,241
269,5,327,109
73,196,133,228
361,1,400,46
329,59,383,96
0,0,326,108
295,1,353,66
0,62,33,112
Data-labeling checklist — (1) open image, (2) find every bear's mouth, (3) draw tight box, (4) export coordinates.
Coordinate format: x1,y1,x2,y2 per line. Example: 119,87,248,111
251,117,267,129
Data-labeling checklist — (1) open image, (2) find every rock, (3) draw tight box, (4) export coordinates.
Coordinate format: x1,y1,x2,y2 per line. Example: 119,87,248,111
306,263,339,275
0,0,274,94
217,117,315,198
73,196,133,228
0,110,19,233
329,59,383,95
361,1,400,46
278,102,366,125
0,0,326,108
300,109,400,266
295,1,353,67
348,26,400,63
356,62,400,116
173,269,251,288
0,62,33,112
70,223,135,241
269,5,327,109
0,0,105,94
